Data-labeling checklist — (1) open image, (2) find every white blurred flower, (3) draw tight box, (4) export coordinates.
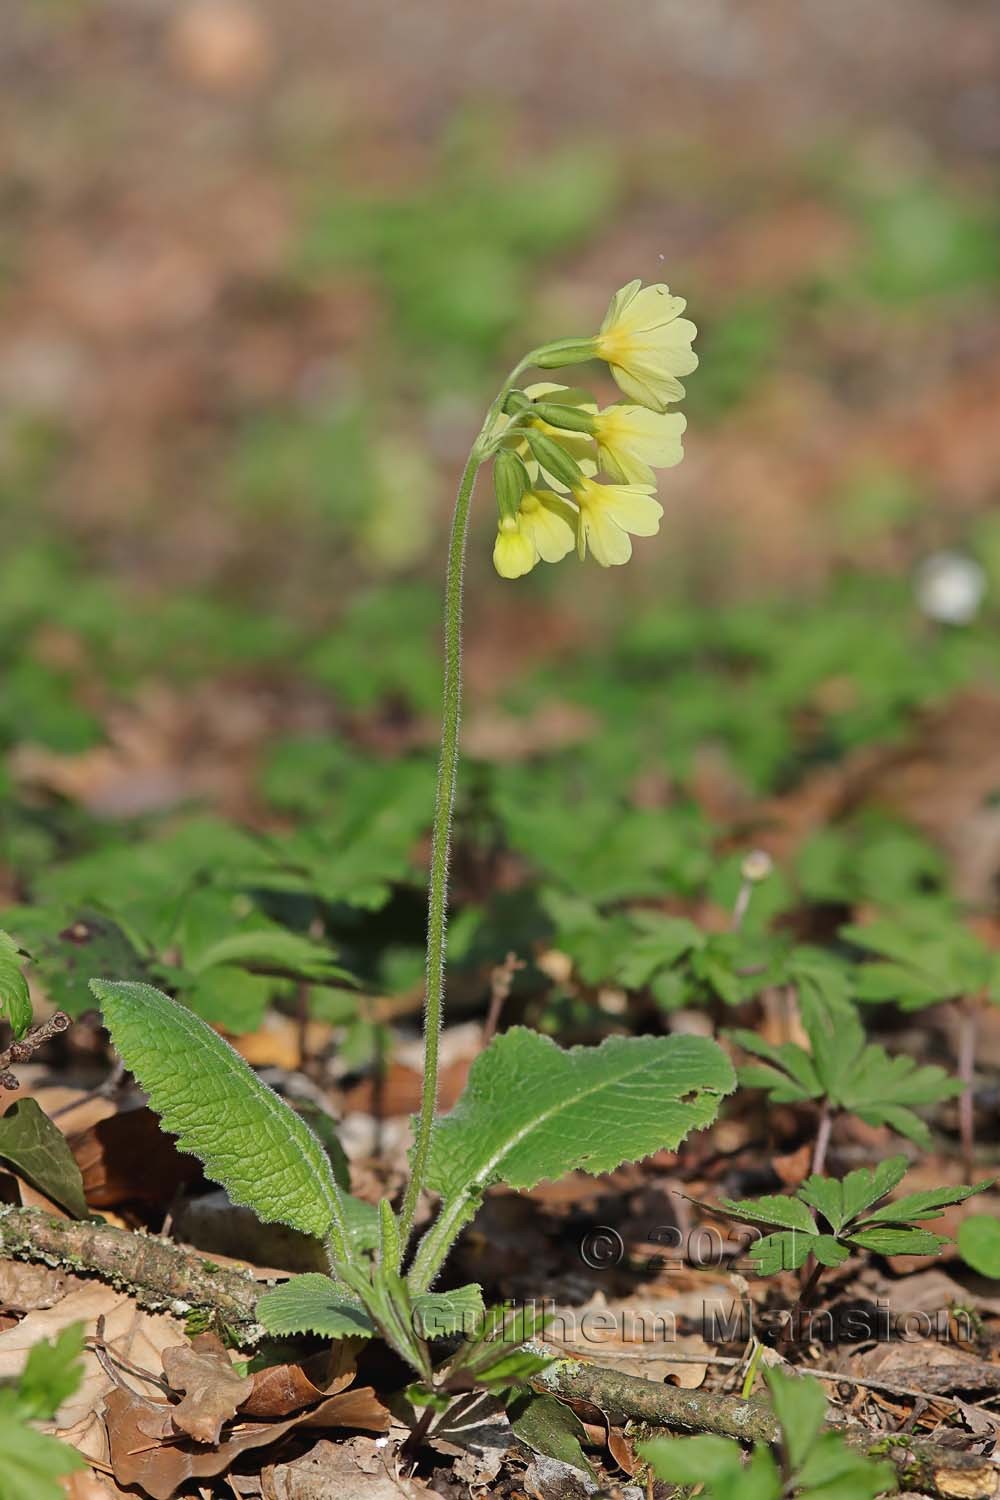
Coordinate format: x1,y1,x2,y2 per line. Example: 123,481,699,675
915,551,986,625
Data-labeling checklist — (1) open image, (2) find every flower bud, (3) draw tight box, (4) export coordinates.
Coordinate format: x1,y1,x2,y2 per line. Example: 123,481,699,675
503,390,532,417
529,401,596,435
524,431,583,491
493,449,530,522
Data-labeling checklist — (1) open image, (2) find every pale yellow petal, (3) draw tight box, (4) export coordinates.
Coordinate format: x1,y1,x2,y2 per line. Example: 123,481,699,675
521,491,576,564
583,506,633,567
493,525,537,579
602,485,663,538
613,283,686,333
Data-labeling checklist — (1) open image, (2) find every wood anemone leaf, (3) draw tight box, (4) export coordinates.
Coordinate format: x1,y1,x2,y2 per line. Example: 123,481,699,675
91,979,362,1248
409,1028,734,1291
256,1275,376,1339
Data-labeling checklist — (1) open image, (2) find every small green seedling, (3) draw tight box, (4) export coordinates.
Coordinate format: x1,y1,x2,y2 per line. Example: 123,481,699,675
0,1323,87,1500
958,1214,1000,1280
92,283,735,1391
717,1156,990,1284
730,988,961,1154
843,907,1000,1173
639,1365,895,1500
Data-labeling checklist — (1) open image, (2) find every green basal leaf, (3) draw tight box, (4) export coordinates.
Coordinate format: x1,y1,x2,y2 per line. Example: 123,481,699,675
0,1099,89,1220
958,1215,1000,1279
409,1028,734,1291
0,930,32,1040
718,1194,818,1234
256,1274,375,1339
412,1284,484,1340
92,980,359,1259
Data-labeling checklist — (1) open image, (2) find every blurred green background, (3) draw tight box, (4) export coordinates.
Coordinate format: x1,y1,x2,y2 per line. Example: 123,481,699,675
3,0,1000,1039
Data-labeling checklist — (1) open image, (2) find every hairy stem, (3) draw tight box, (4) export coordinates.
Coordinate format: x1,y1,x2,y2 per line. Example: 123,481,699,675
397,445,483,1250
398,359,532,1259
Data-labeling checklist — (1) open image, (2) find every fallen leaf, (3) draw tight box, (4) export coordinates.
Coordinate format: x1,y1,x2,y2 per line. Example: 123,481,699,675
161,1331,254,1443
104,1381,389,1498
262,1437,425,1500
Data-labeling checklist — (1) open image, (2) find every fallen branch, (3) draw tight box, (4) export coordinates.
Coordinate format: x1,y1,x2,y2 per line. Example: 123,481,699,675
528,1342,1000,1500
0,1205,262,1343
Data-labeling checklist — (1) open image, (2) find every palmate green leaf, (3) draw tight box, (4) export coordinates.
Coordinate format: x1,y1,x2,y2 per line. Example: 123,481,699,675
256,1274,375,1339
0,1407,86,1500
0,1100,89,1220
411,1029,734,1292
0,930,32,1040
795,1432,895,1500
92,980,367,1257
728,1028,821,1104
959,1215,1000,1279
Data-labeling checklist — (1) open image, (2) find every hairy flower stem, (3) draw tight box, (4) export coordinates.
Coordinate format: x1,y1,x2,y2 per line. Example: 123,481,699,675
398,358,533,1259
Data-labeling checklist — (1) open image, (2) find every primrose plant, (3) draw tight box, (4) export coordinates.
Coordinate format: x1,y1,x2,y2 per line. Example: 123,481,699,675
92,281,734,1387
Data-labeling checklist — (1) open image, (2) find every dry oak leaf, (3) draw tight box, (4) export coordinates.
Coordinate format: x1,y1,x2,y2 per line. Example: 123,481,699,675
105,1378,390,1498
160,1331,254,1443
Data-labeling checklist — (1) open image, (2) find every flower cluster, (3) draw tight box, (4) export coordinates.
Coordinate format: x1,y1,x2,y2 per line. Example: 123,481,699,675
491,280,696,578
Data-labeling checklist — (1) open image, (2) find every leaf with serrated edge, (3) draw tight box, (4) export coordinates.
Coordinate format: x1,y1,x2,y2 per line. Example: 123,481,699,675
847,1227,947,1256
0,1099,89,1219
839,1157,908,1225
749,1231,816,1275
862,1179,991,1225
718,1195,818,1234
409,1029,733,1292
413,1284,484,1339
256,1274,375,1338
0,930,32,1040
92,979,355,1253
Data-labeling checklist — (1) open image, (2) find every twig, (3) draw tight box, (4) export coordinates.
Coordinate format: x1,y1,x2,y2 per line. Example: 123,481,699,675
0,1012,71,1091
528,1342,999,1499
0,1204,262,1343
957,997,979,1179
482,952,525,1048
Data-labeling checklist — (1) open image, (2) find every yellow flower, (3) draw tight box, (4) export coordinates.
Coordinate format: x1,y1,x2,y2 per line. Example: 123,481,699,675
572,476,663,568
518,490,576,564
493,515,537,579
595,280,698,411
593,406,686,485
492,490,576,578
